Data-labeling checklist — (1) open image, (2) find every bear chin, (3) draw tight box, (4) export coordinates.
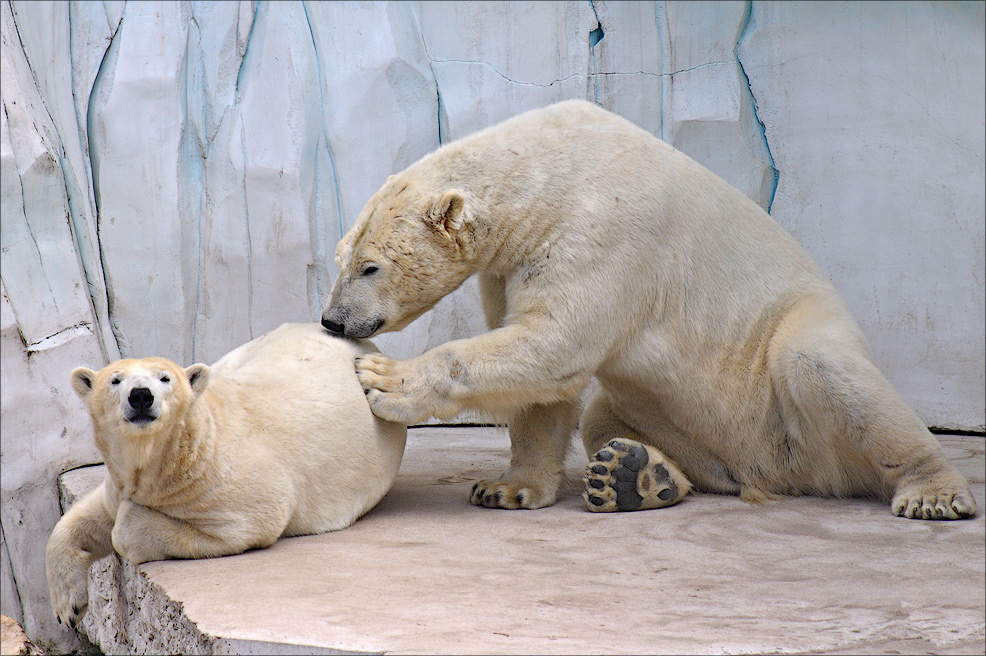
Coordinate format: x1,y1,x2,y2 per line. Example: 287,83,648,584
124,412,158,426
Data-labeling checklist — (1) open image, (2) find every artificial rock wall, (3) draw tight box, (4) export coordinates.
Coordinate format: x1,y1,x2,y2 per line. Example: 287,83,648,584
1,1,983,650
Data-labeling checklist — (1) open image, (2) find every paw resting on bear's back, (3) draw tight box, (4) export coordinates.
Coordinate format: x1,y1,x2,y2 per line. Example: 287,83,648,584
355,353,429,424
355,352,464,425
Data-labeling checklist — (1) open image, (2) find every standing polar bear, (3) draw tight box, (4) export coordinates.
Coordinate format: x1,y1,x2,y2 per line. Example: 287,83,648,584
46,323,406,628
321,100,975,520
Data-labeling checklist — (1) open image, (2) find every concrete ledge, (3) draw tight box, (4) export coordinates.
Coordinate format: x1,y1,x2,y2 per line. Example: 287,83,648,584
60,429,985,655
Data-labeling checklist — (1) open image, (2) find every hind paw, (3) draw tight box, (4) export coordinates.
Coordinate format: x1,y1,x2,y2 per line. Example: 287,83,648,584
583,439,690,512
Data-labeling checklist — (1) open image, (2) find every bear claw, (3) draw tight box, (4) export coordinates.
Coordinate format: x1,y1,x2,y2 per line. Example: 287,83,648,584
469,480,551,509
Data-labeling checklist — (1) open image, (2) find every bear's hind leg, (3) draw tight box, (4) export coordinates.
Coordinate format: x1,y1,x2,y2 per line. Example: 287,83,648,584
768,298,976,520
470,400,579,509
580,389,692,512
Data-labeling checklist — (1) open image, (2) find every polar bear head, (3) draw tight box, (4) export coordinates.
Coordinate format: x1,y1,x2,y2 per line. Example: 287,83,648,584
321,175,477,338
71,358,210,436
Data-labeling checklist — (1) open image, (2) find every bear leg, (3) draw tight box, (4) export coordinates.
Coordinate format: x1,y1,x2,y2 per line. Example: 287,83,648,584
768,297,976,519
111,499,280,563
46,485,115,627
469,400,580,509
579,389,692,512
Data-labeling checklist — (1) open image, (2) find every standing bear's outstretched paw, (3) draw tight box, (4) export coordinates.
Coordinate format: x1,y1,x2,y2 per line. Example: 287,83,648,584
583,439,691,512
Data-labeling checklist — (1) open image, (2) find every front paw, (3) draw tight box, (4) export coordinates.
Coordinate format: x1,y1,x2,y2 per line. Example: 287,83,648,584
469,479,558,510
46,549,91,628
891,473,976,520
355,354,432,424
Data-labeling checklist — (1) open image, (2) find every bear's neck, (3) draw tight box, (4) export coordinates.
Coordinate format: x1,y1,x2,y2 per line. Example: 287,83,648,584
99,398,217,504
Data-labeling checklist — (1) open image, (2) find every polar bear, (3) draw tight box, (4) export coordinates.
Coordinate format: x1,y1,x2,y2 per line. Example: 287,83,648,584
321,99,975,521
46,323,406,628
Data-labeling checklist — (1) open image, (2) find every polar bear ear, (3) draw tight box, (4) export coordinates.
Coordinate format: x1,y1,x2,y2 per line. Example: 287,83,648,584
70,367,98,400
424,189,469,240
184,364,211,395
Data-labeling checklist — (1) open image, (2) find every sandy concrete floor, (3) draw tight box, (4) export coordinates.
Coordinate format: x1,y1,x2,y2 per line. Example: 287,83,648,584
64,428,984,655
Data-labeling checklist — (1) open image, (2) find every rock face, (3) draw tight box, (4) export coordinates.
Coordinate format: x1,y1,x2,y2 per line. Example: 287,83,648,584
1,1,983,651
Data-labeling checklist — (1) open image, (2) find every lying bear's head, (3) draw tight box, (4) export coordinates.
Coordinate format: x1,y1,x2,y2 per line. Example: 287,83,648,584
322,176,477,338
71,358,210,434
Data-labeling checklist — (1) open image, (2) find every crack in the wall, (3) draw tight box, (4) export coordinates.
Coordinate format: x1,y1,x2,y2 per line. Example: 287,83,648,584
406,4,446,147
735,0,779,213
425,58,726,90
654,1,671,141
301,2,330,316
234,0,259,96
85,0,125,355
9,0,122,362
301,0,346,274
26,322,93,351
587,0,604,103
4,3,86,340
237,119,255,339
180,11,205,360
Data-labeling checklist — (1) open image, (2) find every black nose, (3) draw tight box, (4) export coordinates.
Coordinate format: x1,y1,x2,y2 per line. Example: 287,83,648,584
129,387,153,411
322,318,345,334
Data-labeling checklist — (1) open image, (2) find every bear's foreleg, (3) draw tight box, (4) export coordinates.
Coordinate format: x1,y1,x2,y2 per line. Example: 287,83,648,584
470,400,581,509
46,484,115,627
111,499,277,563
355,325,592,425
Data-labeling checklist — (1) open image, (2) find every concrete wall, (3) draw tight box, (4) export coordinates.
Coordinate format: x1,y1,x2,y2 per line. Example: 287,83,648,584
1,1,982,650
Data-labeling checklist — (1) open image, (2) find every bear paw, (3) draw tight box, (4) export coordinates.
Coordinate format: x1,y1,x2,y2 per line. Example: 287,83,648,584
47,552,91,629
583,439,691,512
355,354,436,425
891,473,976,520
469,480,556,509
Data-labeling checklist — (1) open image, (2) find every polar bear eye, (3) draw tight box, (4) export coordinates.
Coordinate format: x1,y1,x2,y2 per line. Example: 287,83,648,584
159,374,171,383
361,265,379,277
111,376,122,386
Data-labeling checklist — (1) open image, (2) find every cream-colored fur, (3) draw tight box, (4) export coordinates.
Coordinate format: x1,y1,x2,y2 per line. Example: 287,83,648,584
46,323,406,627
321,99,975,520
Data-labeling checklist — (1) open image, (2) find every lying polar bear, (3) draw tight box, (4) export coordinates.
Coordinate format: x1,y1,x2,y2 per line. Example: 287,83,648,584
46,323,406,628
321,99,975,521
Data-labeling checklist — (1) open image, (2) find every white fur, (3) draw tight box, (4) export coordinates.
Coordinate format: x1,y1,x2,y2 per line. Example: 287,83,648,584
46,323,406,627
321,100,975,520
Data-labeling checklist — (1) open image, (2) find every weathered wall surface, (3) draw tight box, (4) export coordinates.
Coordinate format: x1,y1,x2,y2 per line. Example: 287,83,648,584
1,1,983,650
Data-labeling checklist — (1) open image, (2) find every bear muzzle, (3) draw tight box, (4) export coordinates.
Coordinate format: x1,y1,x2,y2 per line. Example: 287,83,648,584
320,314,384,339
125,387,158,425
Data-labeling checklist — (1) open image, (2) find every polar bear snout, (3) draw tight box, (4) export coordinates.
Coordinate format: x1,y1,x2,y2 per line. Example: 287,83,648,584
124,385,159,424
128,387,153,412
321,305,384,339
321,317,345,334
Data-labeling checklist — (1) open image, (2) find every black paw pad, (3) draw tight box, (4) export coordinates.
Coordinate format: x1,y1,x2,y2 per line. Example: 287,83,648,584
652,463,679,503
611,441,650,511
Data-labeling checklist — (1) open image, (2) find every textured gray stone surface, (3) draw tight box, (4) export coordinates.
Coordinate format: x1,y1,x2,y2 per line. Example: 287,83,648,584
60,428,984,655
